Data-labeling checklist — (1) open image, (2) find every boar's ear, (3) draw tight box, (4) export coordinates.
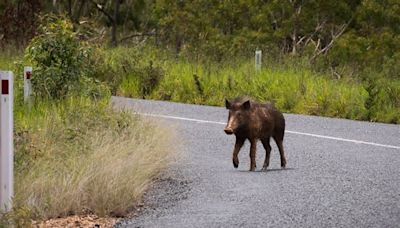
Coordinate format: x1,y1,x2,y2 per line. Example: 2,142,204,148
242,100,251,110
225,99,231,109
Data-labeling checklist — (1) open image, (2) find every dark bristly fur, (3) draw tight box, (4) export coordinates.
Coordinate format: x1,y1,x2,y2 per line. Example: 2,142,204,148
224,97,287,171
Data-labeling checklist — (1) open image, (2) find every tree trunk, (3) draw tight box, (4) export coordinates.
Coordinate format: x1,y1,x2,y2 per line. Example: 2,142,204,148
67,0,72,19
111,0,120,46
291,28,297,55
52,0,58,13
75,0,86,23
175,33,182,54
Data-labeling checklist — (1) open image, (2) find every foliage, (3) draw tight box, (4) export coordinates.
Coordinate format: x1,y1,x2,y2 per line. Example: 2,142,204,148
3,0,399,81
91,45,166,97
138,61,164,98
364,77,400,123
0,0,40,48
89,46,140,94
0,30,171,226
0,34,176,226
113,46,399,123
25,15,108,99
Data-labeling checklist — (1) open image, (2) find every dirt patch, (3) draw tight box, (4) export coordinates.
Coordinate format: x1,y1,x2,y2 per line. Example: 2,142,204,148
33,215,117,228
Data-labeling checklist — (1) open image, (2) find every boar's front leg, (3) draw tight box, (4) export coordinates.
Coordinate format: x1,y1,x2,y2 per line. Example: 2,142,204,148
249,139,257,171
232,137,245,168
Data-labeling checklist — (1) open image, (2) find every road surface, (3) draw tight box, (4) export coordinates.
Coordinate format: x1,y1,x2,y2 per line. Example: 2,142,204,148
112,97,400,228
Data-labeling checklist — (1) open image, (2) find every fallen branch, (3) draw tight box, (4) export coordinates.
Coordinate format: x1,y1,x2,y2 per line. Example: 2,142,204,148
119,32,157,42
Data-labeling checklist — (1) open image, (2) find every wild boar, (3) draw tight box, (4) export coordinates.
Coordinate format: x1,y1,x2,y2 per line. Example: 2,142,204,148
224,97,287,171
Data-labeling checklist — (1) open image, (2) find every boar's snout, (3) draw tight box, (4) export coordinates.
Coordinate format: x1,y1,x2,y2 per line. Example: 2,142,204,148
224,127,234,135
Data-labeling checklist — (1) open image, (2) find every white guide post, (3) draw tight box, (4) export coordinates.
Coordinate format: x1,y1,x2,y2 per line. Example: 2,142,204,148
0,71,13,212
24,67,32,103
255,49,262,71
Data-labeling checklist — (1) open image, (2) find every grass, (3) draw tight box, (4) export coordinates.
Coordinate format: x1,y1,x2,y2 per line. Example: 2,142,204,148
108,45,399,124
5,97,176,226
0,51,177,226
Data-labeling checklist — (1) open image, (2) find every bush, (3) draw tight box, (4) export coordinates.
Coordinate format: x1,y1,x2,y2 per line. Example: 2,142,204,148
138,61,164,98
91,45,165,97
25,15,107,99
365,78,400,123
89,46,141,95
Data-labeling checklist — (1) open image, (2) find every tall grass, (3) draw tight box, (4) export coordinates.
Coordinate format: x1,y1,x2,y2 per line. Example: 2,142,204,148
118,57,371,121
107,45,399,123
11,97,176,223
0,51,177,225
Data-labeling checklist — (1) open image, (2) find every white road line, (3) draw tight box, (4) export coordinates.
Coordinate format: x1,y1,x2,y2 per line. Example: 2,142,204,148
284,130,400,149
138,113,400,150
141,113,226,125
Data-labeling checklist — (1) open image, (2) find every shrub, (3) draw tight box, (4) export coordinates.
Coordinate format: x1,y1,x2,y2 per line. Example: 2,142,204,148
89,46,141,95
365,78,400,123
25,15,103,99
138,61,164,98
91,46,165,98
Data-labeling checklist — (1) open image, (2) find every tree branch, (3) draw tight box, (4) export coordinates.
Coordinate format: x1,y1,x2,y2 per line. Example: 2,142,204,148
88,0,114,23
310,18,352,62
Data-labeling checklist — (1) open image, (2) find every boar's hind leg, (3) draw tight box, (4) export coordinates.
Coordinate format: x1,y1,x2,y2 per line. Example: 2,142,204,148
232,137,245,168
249,139,257,171
261,138,271,171
273,136,287,168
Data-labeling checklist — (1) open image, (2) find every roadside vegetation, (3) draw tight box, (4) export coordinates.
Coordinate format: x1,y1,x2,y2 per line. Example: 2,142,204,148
10,97,174,225
0,16,175,226
115,48,369,121
98,45,397,123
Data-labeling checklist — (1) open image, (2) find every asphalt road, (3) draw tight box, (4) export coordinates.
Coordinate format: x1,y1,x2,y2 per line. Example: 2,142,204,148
111,96,400,228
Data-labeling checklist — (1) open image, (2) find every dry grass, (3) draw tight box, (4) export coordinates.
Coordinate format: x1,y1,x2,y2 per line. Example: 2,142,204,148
6,97,177,226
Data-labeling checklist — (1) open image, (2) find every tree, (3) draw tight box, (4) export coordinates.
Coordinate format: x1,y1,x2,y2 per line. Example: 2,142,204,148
0,0,41,48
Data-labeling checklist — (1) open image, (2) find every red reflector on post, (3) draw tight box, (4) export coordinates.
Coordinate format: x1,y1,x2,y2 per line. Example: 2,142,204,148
2,80,9,95
26,72,32,79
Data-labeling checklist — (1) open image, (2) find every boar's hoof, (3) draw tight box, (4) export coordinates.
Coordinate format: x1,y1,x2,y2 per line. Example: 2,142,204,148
261,167,268,172
232,158,239,168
